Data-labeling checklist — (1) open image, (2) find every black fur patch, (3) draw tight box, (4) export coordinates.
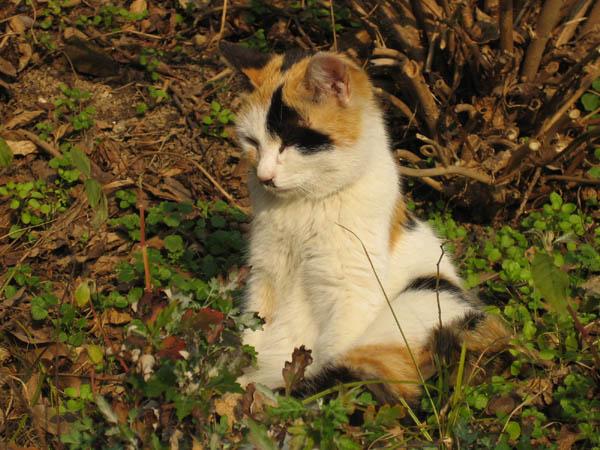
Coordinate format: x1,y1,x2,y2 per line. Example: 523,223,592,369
402,276,463,296
281,49,312,72
296,366,400,406
293,366,359,397
430,326,462,367
266,86,333,154
219,41,270,70
456,310,486,331
405,213,418,230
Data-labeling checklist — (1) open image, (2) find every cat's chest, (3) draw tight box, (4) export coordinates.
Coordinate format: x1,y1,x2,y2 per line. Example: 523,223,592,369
252,202,342,268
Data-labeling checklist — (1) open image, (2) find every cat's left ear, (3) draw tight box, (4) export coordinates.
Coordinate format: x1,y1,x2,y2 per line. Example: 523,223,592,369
305,53,351,106
219,41,271,88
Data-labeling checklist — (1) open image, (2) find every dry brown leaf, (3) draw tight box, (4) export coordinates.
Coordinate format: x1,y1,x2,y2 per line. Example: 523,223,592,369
4,110,44,129
31,404,73,435
485,395,516,416
8,16,32,34
7,140,36,156
282,345,313,395
0,57,17,77
17,42,32,72
0,346,10,364
557,426,580,450
130,0,148,14
191,438,204,450
63,27,88,41
105,309,133,325
214,392,242,430
53,122,72,142
9,326,54,344
24,372,42,405
160,167,184,177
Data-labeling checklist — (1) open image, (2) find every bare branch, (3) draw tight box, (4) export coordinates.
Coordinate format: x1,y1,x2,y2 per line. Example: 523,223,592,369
499,0,514,54
521,0,567,81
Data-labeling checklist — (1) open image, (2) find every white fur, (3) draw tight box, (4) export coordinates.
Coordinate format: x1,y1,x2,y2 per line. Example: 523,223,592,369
235,88,475,388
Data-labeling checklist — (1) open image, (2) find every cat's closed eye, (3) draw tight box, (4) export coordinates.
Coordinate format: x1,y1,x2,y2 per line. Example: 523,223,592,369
242,135,260,149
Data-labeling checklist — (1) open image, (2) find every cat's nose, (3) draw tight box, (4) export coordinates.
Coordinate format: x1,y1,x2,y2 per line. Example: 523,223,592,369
260,178,276,188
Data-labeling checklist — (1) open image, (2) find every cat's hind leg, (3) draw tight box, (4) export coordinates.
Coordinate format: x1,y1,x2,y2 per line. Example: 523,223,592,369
299,289,510,403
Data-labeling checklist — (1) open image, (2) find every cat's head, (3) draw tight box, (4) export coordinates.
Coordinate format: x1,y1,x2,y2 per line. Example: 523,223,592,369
220,41,381,199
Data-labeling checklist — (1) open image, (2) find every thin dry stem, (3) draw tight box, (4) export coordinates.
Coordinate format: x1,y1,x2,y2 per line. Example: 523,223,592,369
398,164,494,184
580,0,600,34
499,0,514,53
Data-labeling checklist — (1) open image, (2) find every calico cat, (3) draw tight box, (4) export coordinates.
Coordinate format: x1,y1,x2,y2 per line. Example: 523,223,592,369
220,41,510,402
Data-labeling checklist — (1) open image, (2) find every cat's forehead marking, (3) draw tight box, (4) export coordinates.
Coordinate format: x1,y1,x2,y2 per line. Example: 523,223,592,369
266,85,333,154
239,51,373,149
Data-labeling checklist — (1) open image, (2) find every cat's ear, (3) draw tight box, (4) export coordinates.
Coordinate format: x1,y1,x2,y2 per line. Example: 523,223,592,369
305,53,351,105
219,41,271,88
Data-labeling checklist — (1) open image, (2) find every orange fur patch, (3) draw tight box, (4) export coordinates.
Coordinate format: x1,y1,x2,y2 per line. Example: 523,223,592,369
344,344,434,401
389,196,408,249
462,315,511,354
238,52,374,148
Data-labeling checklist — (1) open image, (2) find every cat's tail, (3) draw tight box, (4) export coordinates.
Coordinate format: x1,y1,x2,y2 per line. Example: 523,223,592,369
300,293,512,404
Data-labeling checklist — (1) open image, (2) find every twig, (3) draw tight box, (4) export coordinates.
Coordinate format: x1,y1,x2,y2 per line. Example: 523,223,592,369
513,167,542,224
15,129,61,158
539,58,600,135
330,0,338,51
380,1,425,63
580,0,600,35
137,185,152,294
373,87,419,125
499,0,514,54
566,304,600,369
397,164,494,184
371,48,440,136
556,0,594,46
521,0,567,81
435,243,446,329
543,174,600,184
217,0,228,41
147,151,250,215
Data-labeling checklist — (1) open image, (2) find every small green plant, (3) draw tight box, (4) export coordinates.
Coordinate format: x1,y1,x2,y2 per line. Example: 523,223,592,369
53,84,96,131
139,48,163,81
0,179,69,240
202,101,235,138
135,102,149,116
148,86,169,105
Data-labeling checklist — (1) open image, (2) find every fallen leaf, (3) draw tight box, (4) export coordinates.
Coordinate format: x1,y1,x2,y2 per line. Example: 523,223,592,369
9,326,54,344
156,336,186,360
63,27,87,40
24,371,42,405
282,346,313,395
214,392,242,430
181,308,225,344
485,395,516,416
138,354,156,381
17,42,32,72
105,309,132,325
0,57,17,77
53,123,71,142
6,141,37,156
0,346,10,364
8,16,33,34
4,110,44,129
86,344,104,365
63,37,120,77
557,426,580,450
130,0,147,14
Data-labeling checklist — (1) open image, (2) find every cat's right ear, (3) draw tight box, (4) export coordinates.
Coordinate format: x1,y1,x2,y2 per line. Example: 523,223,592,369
219,41,271,89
